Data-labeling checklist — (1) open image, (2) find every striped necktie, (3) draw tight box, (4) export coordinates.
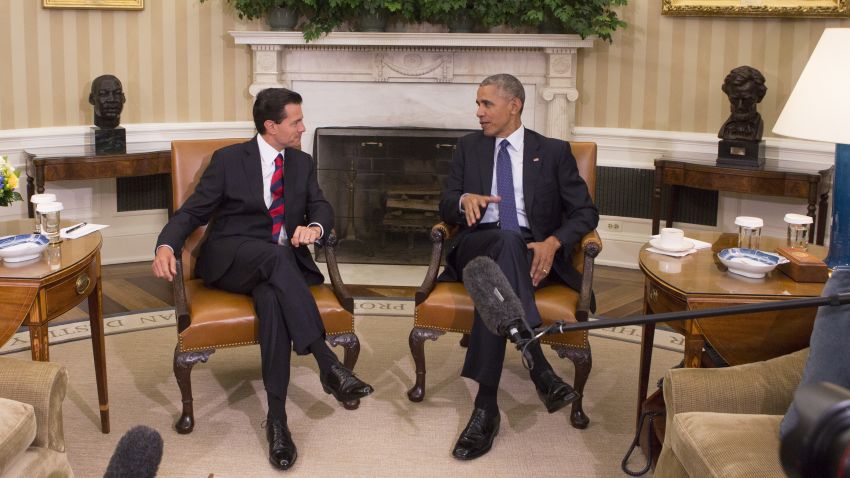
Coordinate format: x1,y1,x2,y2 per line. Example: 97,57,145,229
496,139,520,231
270,153,285,242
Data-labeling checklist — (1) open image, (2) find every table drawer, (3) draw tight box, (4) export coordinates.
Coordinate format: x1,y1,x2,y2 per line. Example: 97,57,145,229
645,281,685,314
44,260,98,318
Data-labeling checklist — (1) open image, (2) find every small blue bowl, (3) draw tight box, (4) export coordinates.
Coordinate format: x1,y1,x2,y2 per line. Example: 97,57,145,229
718,248,788,278
0,234,50,263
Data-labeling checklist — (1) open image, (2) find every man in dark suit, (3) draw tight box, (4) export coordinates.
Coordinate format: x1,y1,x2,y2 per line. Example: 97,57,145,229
439,74,599,460
152,88,373,471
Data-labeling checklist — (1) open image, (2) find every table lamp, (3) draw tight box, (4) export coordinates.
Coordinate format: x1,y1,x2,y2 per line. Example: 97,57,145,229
773,28,850,270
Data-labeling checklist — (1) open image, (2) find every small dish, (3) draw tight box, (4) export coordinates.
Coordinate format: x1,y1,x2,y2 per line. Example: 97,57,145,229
0,234,49,263
649,237,695,252
717,248,789,279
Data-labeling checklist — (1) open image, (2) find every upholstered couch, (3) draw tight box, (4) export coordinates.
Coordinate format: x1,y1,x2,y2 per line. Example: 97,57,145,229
654,348,808,478
0,357,73,477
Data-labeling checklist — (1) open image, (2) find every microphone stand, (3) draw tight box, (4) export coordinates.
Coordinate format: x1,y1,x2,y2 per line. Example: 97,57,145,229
531,292,850,338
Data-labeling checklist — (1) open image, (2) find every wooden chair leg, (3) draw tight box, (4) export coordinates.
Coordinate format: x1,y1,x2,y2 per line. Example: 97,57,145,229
329,332,361,410
459,333,470,348
407,327,445,402
173,346,215,434
553,344,592,429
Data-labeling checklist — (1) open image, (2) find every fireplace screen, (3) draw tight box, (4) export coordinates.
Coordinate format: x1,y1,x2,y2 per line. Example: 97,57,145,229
313,127,474,265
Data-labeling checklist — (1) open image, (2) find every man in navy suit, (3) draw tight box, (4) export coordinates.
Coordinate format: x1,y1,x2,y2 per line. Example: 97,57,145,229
152,88,373,471
439,74,598,460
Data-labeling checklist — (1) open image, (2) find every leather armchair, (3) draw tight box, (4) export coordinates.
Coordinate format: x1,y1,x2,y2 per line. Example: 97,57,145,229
169,139,361,434
0,357,72,477
654,348,808,477
406,142,602,428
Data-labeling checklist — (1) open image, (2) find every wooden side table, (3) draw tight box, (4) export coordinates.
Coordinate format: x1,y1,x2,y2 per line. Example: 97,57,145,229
651,159,832,245
635,231,827,461
24,148,171,218
0,232,109,433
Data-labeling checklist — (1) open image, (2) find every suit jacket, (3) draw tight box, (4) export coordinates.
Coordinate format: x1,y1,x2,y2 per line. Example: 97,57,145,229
438,128,598,292
156,137,333,286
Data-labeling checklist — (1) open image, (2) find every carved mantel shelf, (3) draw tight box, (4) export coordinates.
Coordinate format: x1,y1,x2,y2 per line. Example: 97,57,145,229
230,31,595,140
230,31,594,49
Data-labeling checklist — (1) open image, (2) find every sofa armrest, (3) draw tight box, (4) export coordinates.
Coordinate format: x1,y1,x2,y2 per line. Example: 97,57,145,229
0,357,67,452
662,348,808,436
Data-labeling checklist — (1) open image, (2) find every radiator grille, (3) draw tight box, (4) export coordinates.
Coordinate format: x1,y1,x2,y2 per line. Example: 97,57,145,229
595,166,717,226
116,174,170,212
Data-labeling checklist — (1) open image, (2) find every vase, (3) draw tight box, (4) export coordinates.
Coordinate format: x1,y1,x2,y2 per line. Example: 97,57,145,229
267,7,298,32
448,10,473,33
358,11,387,32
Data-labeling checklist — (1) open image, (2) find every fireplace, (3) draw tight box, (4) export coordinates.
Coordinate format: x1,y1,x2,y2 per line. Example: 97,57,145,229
313,127,473,264
231,32,595,263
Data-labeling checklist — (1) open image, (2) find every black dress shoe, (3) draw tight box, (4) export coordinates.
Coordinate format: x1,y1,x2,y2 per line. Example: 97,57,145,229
452,407,500,460
534,369,580,414
320,363,374,402
266,417,297,470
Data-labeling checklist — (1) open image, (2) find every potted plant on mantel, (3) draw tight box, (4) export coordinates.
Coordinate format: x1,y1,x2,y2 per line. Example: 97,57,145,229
200,0,304,31
200,0,628,42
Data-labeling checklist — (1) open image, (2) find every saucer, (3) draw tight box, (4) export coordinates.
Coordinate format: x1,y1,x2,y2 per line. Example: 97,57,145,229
649,238,694,252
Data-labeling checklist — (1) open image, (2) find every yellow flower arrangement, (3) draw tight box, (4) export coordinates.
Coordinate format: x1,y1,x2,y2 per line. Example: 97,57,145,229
0,155,23,207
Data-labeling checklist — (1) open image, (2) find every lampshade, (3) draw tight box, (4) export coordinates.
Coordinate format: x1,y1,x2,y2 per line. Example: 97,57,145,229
773,28,850,144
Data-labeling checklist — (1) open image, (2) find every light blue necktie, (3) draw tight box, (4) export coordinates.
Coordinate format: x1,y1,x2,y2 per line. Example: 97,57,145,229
496,139,520,231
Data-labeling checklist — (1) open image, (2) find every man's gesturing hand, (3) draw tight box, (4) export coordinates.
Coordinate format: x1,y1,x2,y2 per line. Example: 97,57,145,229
460,194,501,227
152,246,177,282
291,225,321,247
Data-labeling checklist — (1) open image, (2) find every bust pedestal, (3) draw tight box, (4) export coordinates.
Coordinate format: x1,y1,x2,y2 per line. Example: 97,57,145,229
717,139,765,169
92,127,126,155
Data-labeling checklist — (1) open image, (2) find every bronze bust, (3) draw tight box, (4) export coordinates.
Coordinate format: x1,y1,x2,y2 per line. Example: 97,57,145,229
718,66,767,142
89,75,125,129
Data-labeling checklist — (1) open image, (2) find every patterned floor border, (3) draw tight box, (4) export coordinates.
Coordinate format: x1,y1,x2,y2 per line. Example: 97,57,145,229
1,300,685,355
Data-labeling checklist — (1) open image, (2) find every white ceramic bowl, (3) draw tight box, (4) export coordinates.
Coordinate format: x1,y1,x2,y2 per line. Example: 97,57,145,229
0,234,49,263
717,248,788,279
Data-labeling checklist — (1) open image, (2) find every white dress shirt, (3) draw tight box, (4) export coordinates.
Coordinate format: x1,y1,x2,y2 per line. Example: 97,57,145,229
461,126,529,228
256,133,323,241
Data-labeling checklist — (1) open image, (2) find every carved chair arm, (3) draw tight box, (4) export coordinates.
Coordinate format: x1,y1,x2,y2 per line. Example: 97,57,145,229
576,230,602,321
173,257,191,333
320,230,354,313
415,222,458,305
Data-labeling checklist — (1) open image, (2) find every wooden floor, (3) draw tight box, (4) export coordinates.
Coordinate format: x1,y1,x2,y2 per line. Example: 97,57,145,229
58,262,646,320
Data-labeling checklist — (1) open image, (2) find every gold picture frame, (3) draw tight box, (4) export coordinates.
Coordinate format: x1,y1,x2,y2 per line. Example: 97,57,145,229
662,0,849,17
43,0,144,10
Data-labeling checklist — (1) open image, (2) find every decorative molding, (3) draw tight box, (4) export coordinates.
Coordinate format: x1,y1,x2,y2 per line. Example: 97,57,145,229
230,31,595,49
373,52,453,83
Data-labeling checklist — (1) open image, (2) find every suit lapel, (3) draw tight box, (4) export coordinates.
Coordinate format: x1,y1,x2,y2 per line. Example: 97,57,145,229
242,138,266,210
477,134,496,195
523,129,542,213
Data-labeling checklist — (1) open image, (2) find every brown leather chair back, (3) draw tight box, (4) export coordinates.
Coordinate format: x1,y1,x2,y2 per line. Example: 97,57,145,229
567,142,597,273
171,138,247,281
570,142,597,201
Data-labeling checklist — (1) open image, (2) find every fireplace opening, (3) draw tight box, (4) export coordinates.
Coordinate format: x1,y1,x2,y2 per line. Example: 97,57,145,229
313,127,474,265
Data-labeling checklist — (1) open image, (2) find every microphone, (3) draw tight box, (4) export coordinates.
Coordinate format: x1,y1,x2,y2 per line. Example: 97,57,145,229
104,425,164,478
463,256,535,367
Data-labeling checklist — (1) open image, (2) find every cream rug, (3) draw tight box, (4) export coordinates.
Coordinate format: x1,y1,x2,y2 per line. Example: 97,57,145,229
6,312,681,477
1,300,685,355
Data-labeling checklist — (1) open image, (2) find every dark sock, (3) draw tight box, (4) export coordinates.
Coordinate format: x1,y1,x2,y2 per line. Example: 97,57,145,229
267,395,287,420
474,383,498,414
526,341,553,383
308,336,338,375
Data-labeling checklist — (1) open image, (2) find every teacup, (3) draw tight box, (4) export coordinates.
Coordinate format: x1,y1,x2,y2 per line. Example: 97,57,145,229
659,228,686,249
